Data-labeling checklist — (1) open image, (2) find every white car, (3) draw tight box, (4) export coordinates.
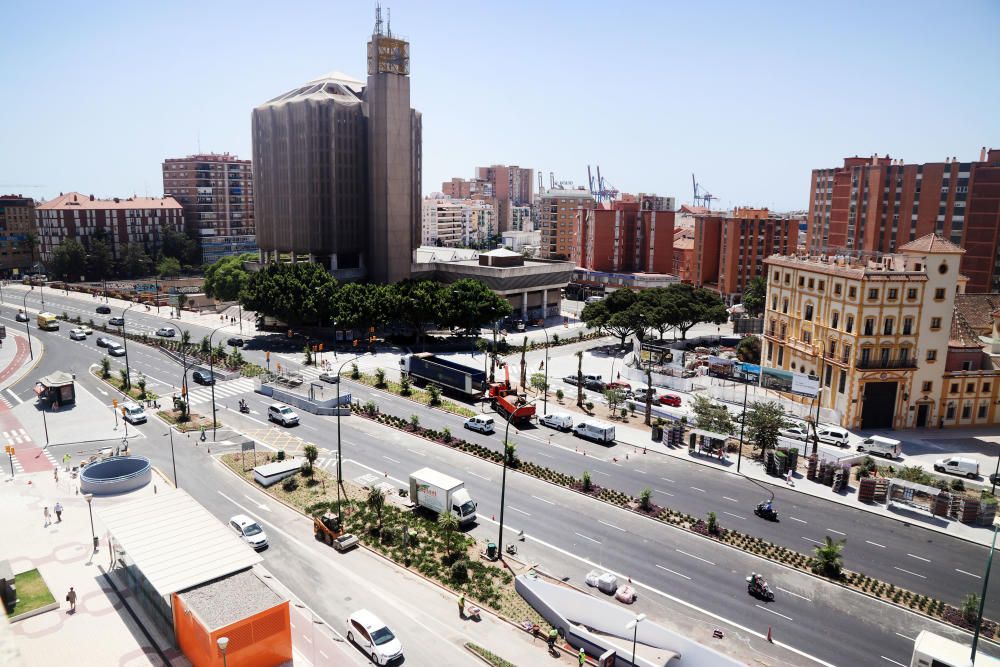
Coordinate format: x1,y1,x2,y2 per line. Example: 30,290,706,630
816,426,850,448
319,371,340,384
107,344,127,357
69,328,87,340
229,514,268,550
156,327,176,337
779,424,810,441
79,325,93,335
122,403,146,425
539,413,573,431
463,414,495,434
346,609,403,665
268,403,300,426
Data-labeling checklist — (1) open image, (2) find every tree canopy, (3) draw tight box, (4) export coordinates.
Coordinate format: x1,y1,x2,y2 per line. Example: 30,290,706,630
690,395,734,435
580,284,728,344
203,254,254,301
157,256,182,278
49,239,87,281
745,401,791,453
742,276,767,316
438,279,512,333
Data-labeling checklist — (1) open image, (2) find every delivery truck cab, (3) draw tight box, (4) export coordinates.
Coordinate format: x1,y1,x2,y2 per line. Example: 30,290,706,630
409,468,478,526
573,419,616,444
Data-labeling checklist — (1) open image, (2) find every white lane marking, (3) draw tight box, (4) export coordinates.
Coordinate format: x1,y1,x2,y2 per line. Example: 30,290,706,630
531,495,555,505
777,587,812,602
598,520,626,532
302,635,312,644
881,657,906,667
955,569,982,579
755,605,793,621
893,566,926,579
574,531,601,544
866,540,887,549
5,389,23,404
634,469,646,474
722,496,738,503
894,632,915,641
343,459,407,486
508,506,531,516
722,511,746,520
609,461,622,467
467,471,490,481
655,564,691,580
319,651,329,660
592,470,610,476
906,554,930,563
654,488,674,497
382,455,400,464
406,448,425,456
661,477,674,483
675,549,715,566
802,537,823,546
690,486,705,493
826,528,846,536
535,451,553,458
788,516,807,524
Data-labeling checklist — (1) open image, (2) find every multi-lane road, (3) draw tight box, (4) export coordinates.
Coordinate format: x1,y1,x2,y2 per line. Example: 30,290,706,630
7,285,1000,666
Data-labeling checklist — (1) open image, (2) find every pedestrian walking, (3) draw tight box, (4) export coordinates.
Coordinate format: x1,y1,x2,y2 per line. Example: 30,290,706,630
578,647,586,665
458,594,465,618
44,506,51,526
66,587,77,612
54,502,63,522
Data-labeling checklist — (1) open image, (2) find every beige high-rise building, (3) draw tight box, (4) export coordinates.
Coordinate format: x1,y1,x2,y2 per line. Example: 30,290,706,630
537,188,595,261
763,234,999,430
0,195,37,274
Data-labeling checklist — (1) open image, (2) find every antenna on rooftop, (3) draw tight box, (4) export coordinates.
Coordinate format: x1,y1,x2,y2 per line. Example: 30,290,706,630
374,3,384,36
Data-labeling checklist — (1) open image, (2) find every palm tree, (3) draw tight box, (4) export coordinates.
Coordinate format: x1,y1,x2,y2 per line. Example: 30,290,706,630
575,350,584,407
814,536,846,578
438,511,460,558
303,444,318,474
118,368,129,390
100,356,111,379
504,440,517,467
367,487,386,532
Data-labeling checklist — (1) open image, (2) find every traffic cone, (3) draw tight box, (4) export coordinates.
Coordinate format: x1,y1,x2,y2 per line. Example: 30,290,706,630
767,626,773,643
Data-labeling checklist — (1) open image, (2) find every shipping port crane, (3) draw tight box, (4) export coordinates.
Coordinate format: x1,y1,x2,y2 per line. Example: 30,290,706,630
692,174,718,209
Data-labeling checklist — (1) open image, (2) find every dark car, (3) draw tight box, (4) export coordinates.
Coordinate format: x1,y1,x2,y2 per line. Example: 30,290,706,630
562,375,581,386
108,316,124,326
584,378,607,392
227,337,245,347
15,310,29,322
192,370,215,385
96,305,111,314
96,336,113,347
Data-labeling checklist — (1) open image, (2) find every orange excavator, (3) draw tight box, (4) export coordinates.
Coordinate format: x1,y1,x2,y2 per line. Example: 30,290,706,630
487,365,536,425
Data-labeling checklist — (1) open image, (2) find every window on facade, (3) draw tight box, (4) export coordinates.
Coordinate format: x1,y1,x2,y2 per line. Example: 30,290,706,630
979,405,988,419
985,382,992,393
782,299,788,314
883,318,894,335
864,318,875,336
831,312,839,329
888,288,898,300
766,342,773,361
802,330,812,343
798,276,805,287
804,304,813,321
838,369,846,394
868,288,879,300
846,315,854,333
934,288,945,300
849,286,857,298
824,366,832,387
829,341,837,357
962,404,971,419
962,360,974,371
818,280,825,292
860,347,871,364
926,349,937,361
785,274,791,285
903,317,913,335
950,382,959,394
907,288,918,300
834,283,842,295
899,347,910,361
946,404,955,419
930,317,942,330
808,278,814,289
773,271,780,281
777,347,784,365
967,382,975,392
922,381,932,393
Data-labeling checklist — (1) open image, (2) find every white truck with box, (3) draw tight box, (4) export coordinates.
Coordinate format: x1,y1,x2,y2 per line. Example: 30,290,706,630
856,435,902,459
408,468,478,526
573,419,616,444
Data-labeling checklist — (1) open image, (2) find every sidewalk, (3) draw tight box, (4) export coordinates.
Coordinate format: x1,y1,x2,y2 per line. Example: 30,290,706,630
0,331,42,393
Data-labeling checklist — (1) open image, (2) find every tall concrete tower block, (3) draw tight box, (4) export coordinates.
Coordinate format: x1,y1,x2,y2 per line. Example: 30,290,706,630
365,10,422,284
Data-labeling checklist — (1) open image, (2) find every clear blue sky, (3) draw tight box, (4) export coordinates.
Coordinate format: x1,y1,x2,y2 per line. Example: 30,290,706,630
2,0,998,210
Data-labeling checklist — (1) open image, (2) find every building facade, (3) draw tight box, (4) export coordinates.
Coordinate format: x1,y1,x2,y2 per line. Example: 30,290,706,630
537,187,595,261
162,153,255,264
441,177,492,199
252,11,421,283
762,234,999,430
578,199,675,274
0,195,37,275
806,148,1000,292
422,198,467,246
35,192,183,265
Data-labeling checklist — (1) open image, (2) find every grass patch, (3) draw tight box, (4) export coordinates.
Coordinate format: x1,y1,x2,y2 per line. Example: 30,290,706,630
466,642,518,667
352,372,478,418
90,368,159,402
156,409,218,432
7,569,55,618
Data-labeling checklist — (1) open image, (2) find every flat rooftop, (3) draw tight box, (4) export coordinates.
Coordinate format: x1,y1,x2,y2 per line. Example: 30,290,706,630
178,568,284,631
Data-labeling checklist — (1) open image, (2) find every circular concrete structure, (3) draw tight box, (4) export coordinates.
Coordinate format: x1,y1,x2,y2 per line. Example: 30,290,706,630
80,456,152,495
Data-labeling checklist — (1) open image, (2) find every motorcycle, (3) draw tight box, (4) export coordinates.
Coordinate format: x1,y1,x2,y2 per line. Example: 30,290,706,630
746,576,775,601
754,502,779,521
239,401,250,414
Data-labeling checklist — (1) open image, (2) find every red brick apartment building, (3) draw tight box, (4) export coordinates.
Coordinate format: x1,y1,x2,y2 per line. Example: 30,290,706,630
806,147,1000,292
36,192,183,264
578,197,675,273
687,207,799,302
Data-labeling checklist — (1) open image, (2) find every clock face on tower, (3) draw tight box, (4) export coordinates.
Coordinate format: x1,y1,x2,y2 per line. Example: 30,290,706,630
367,37,409,75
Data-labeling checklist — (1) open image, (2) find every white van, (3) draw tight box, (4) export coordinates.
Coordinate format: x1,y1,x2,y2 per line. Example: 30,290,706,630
585,295,603,304
573,419,616,444
856,435,901,459
816,426,850,448
539,412,573,431
934,456,980,479
464,414,495,434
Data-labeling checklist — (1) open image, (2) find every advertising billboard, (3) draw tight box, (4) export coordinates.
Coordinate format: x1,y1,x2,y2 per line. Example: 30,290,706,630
760,367,819,398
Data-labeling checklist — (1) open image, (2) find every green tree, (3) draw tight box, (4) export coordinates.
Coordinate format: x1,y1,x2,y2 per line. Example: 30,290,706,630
745,401,789,453
200,336,211,356
427,383,442,406
156,256,181,278
580,289,645,346
575,350,584,407
640,488,653,511
603,388,626,417
86,239,114,280
438,511,460,558
374,368,386,388
303,444,318,473
582,471,592,492
504,440,517,467
49,238,87,281
240,262,338,325
393,279,442,345
742,276,767,317
100,356,111,379
529,372,548,394
136,376,147,400
367,486,386,531
660,284,729,339
814,536,846,578
962,593,981,624
203,254,254,301
691,395,734,434
159,227,201,267
122,243,153,278
439,279,512,333
176,293,188,315
336,282,390,333
118,367,130,390
737,336,761,364
180,329,191,348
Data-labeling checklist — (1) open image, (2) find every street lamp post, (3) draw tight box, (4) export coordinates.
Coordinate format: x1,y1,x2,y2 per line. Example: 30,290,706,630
626,613,646,666
497,397,537,559
208,325,226,441
737,379,750,473
217,637,229,667
84,493,97,552
164,426,178,488
540,326,550,413
119,303,137,390
20,291,33,360
335,355,363,516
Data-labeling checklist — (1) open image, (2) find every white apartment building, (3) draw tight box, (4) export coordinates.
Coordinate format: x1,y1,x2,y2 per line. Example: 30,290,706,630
421,197,497,247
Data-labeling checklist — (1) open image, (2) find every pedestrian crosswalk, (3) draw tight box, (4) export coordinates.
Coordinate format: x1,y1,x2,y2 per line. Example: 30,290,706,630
0,397,12,410
2,428,32,446
186,378,256,405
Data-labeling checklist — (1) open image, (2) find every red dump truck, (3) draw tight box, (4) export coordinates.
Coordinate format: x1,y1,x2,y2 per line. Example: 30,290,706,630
487,366,535,425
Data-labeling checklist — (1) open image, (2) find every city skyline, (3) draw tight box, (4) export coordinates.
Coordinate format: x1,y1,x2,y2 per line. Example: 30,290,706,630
2,1,998,210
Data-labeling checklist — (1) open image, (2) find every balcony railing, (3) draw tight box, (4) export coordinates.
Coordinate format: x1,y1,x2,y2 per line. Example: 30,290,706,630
855,357,918,370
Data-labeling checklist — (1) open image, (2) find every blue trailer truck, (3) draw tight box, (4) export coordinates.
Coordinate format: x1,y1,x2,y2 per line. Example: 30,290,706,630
399,353,486,399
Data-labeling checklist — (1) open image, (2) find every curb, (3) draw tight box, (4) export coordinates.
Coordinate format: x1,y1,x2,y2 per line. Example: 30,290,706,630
7,600,60,623
0,332,45,393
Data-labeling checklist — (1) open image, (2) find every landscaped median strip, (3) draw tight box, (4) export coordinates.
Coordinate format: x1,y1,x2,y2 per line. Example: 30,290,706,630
352,402,1000,639
465,642,518,667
